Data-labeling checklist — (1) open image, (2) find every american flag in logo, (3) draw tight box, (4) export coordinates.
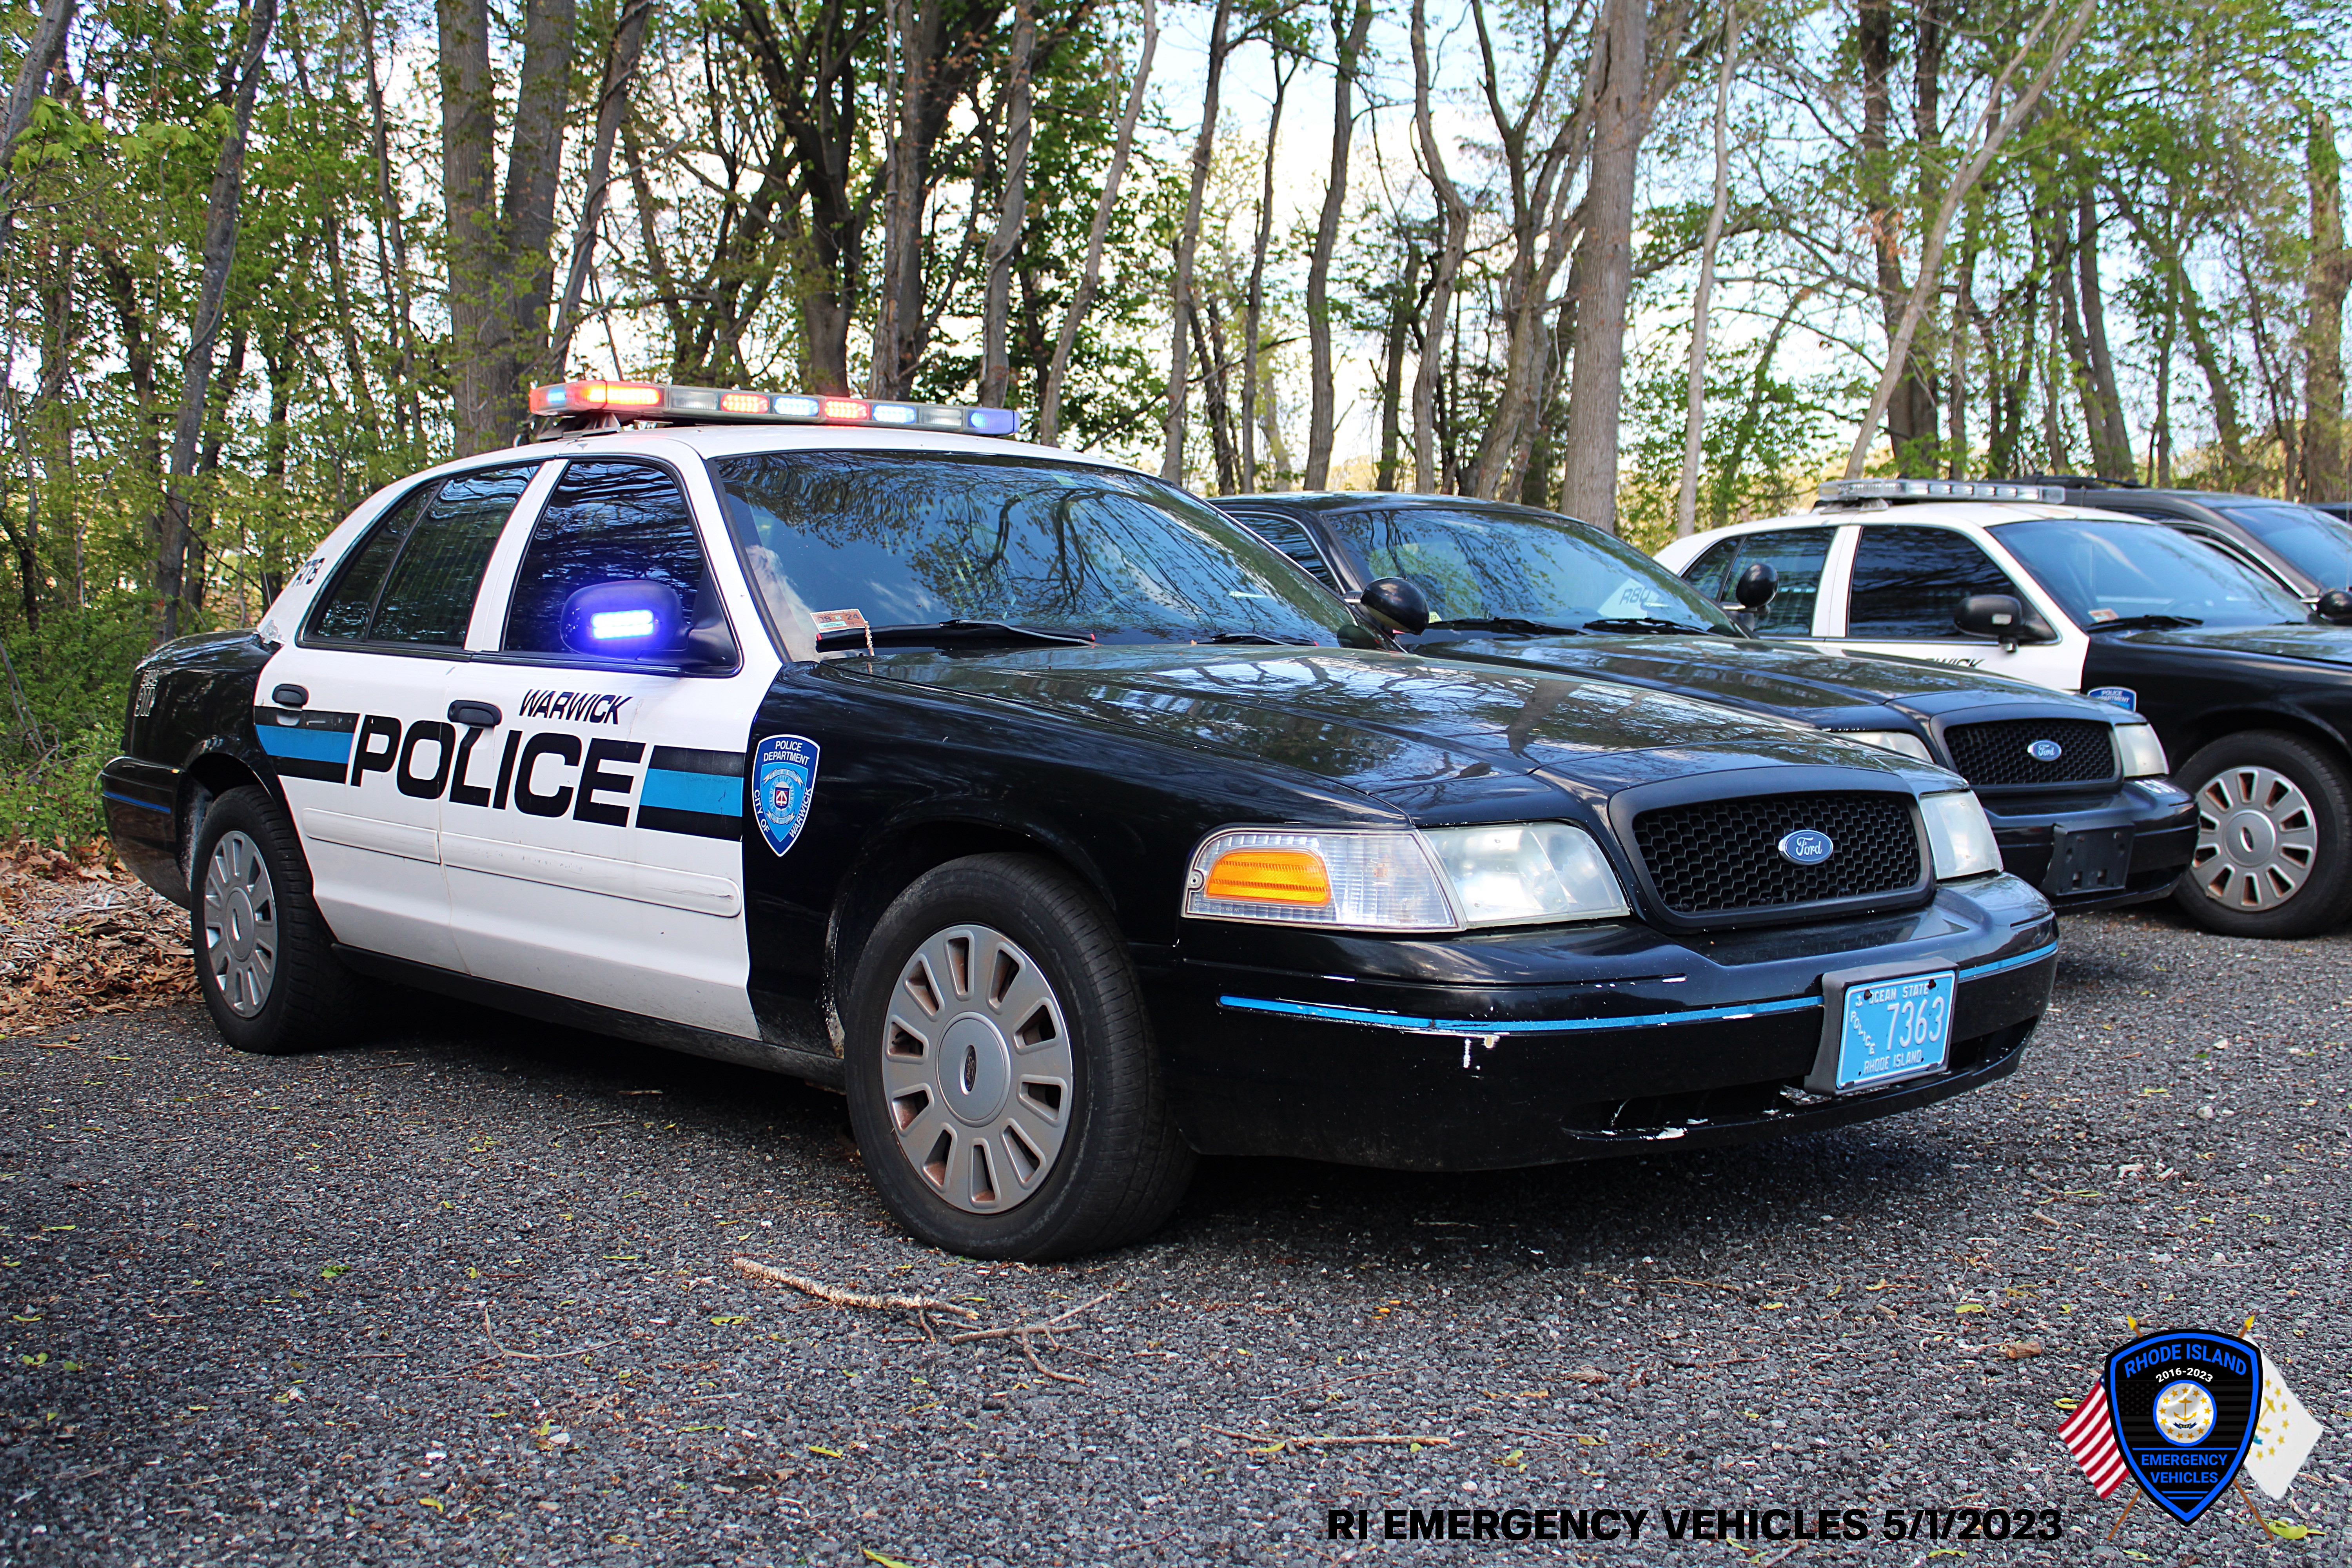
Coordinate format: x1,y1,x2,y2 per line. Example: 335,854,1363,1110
2060,1383,2129,1498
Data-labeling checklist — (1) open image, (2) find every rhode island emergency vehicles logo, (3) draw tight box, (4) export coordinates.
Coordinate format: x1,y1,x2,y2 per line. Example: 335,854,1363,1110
752,734,820,857
2059,1325,2327,1537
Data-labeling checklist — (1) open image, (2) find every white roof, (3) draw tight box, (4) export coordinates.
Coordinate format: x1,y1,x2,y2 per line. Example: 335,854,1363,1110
433,420,1144,475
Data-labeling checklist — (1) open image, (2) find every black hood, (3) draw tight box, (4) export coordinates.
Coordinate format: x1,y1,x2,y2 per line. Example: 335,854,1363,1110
2110,622,2352,669
835,644,1951,813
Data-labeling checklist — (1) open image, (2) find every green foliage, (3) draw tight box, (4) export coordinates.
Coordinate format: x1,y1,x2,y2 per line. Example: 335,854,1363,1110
0,601,152,842
1617,340,1859,551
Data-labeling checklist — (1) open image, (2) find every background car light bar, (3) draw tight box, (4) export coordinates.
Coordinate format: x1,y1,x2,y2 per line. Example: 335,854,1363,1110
529,381,1022,438
1818,478,2063,504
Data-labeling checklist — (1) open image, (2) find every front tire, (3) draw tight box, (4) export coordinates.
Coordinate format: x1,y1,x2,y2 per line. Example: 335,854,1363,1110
2172,731,2352,938
192,785,372,1053
843,853,1194,1260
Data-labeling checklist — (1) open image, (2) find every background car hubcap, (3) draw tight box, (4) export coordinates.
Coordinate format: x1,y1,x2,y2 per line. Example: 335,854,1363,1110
879,923,1075,1214
202,830,279,1017
2190,765,2317,911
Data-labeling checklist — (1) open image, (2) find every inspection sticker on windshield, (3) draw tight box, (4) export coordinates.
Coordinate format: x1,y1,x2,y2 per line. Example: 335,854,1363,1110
1817,969,1952,1093
812,608,868,634
752,735,821,857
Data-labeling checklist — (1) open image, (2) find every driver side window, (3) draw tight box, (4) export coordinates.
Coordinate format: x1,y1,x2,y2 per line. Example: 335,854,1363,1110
504,461,711,655
1845,526,2025,639
1688,530,1829,636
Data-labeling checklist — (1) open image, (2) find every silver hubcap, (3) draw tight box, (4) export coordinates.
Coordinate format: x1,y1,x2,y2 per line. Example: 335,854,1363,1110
2190,764,2318,911
201,830,279,1017
880,923,1074,1214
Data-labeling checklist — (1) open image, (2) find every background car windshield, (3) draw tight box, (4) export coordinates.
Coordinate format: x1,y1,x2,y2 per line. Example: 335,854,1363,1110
1322,507,1737,630
2205,500,2352,592
1991,517,2308,629
711,451,1356,653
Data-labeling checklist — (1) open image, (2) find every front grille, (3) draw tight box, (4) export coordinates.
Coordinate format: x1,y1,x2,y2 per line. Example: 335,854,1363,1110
1632,791,1924,916
1942,717,2117,788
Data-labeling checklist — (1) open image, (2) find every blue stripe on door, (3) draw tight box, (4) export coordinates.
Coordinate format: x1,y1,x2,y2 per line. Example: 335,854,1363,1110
254,726,358,765
639,767,741,818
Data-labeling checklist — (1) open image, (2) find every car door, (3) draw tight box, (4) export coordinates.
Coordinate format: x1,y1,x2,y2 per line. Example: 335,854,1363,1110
441,454,779,1038
256,462,550,970
1827,523,2087,689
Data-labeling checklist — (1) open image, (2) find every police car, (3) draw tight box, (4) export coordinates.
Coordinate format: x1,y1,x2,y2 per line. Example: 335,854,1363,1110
2015,479,2352,608
102,389,2058,1259
1659,479,2352,938
1218,492,2192,913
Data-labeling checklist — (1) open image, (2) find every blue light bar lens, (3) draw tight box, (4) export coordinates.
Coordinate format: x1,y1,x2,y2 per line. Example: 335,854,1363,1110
590,609,658,641
872,403,916,425
772,395,821,418
966,407,1020,437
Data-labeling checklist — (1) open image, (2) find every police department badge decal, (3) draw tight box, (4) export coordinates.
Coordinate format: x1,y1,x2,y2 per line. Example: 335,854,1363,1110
2104,1329,2261,1524
752,734,820,857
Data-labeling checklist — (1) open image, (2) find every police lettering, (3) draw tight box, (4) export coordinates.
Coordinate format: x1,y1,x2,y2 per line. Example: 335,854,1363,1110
344,713,648,829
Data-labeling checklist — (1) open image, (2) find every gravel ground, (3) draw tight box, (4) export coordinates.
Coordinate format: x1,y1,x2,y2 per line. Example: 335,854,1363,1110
1,905,2347,1566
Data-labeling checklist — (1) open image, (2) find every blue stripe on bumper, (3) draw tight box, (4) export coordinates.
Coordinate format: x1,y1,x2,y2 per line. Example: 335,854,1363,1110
1214,939,2060,1038
103,789,173,815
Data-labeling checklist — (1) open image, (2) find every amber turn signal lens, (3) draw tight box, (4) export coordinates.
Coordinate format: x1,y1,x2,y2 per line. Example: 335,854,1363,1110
1203,848,1332,906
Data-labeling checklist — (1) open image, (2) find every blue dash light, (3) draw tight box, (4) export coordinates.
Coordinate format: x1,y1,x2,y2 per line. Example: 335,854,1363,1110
591,608,658,641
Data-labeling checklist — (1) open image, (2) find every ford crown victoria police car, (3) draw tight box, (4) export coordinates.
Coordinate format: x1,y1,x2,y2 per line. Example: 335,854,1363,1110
1219,492,2192,913
1660,479,2352,938
103,387,2058,1259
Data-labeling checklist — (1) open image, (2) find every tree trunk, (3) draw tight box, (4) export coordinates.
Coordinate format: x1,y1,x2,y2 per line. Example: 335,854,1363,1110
978,0,1035,408
1192,298,1239,495
1037,0,1154,445
1303,0,1372,488
1239,48,1295,493
358,0,423,443
1374,245,1421,491
553,0,653,375
0,0,76,219
1160,0,1231,483
1675,0,1739,537
153,0,277,645
1558,0,1648,532
1409,0,1472,494
2306,108,2348,501
2075,189,2133,477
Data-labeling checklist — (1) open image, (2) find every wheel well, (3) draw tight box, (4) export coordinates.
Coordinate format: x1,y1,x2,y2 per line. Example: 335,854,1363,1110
2170,713,2352,780
178,753,271,880
820,821,1093,1051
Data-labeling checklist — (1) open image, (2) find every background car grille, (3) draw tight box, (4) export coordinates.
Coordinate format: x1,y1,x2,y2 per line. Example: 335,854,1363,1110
1942,717,2116,788
1632,792,1924,916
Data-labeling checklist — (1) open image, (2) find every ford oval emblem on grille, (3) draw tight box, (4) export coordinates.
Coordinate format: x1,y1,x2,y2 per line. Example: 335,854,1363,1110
1777,829,1835,866
2027,738,2063,762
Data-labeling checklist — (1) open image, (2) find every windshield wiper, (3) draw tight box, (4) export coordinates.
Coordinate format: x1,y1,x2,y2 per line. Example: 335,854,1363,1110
1198,630,1319,646
1429,616,1584,636
2084,614,2204,633
1582,616,1721,635
815,619,1094,652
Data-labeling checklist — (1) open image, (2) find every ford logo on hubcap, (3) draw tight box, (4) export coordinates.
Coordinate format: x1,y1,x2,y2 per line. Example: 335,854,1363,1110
1777,829,1835,866
2027,739,2063,762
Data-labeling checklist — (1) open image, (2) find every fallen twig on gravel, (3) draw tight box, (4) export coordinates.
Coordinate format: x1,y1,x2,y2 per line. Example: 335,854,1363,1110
731,1258,981,1323
1205,1425,1454,1455
943,1287,1116,1344
480,1303,613,1361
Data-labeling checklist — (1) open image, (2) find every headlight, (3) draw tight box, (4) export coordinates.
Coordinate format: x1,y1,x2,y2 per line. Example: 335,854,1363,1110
1183,822,1628,931
1919,791,2001,880
1420,822,1630,926
2114,720,2168,779
1825,728,1934,762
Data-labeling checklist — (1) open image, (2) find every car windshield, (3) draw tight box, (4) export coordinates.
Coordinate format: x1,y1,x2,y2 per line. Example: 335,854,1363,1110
1318,506,1739,633
1990,517,2308,630
2205,499,2352,592
710,450,1365,659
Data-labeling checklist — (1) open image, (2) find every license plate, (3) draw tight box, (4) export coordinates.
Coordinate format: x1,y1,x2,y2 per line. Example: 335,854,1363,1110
1829,969,1954,1093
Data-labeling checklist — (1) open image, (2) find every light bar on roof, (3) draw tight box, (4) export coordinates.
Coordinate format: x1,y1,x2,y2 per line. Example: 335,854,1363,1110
528,381,1023,438
1818,478,2063,505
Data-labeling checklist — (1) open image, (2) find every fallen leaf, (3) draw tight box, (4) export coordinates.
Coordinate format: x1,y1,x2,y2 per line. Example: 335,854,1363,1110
2002,1340,2043,1359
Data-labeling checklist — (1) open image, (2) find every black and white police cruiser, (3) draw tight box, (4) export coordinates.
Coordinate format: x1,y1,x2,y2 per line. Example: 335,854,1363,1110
104,388,2058,1258
1659,478,2352,937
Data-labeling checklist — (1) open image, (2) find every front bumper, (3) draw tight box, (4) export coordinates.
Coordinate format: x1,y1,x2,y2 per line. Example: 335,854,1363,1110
1147,872,2056,1169
1983,779,2194,912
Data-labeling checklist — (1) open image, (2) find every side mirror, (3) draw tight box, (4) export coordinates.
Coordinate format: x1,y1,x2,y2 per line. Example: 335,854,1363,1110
561,579,686,659
1952,592,2055,653
1727,561,1778,633
2317,588,2352,625
1359,576,1431,637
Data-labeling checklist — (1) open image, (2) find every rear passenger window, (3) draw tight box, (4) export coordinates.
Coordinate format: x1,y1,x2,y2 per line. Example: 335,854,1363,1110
1232,514,1338,589
1678,536,1742,601
307,466,537,646
1846,525,2025,638
1727,530,1831,635
504,461,711,655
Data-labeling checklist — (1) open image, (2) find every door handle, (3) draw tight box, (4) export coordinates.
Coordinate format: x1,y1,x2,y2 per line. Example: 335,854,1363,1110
448,700,503,728
271,684,309,709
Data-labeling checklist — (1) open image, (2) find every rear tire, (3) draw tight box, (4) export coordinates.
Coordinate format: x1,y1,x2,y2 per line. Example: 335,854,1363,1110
2172,731,2352,938
843,853,1194,1260
192,785,373,1054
